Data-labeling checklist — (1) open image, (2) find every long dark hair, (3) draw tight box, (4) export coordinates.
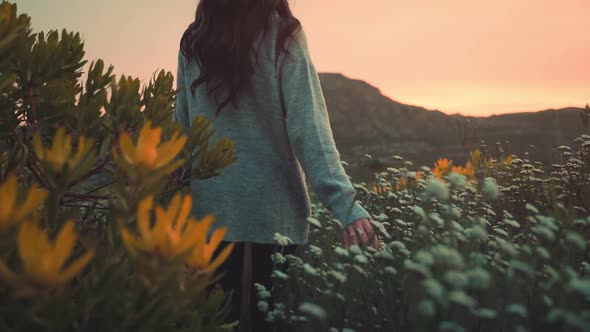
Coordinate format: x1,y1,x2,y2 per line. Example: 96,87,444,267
180,0,301,117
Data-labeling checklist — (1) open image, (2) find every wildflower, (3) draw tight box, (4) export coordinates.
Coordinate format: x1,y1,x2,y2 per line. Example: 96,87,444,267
397,176,408,190
114,121,187,174
273,232,294,246
470,149,482,169
433,158,453,180
384,266,398,276
425,177,450,201
452,161,476,181
302,263,320,275
272,270,288,280
503,155,514,166
486,158,498,170
354,254,369,264
299,302,328,320
370,183,392,195
0,220,94,297
271,251,286,265
334,246,350,257
308,244,322,256
481,178,499,200
415,171,425,180
120,194,203,260
0,174,47,231
185,216,234,275
33,128,94,173
447,172,467,189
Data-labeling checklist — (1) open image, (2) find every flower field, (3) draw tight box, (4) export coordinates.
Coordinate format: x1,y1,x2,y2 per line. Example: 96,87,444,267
261,139,590,331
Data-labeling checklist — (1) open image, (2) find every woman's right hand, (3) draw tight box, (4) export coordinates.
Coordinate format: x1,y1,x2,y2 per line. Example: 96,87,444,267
341,218,381,250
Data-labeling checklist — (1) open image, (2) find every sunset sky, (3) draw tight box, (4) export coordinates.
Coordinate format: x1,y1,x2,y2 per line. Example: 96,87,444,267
16,0,590,116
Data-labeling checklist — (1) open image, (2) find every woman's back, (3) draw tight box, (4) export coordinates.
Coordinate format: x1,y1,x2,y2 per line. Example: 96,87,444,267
174,12,371,245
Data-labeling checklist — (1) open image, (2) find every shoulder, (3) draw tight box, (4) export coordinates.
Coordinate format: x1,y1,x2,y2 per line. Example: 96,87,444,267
277,20,309,65
178,45,189,72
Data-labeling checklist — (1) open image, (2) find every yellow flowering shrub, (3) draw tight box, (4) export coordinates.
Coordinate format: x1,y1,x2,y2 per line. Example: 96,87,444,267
0,2,238,331
113,120,188,178
0,174,47,230
0,220,94,298
32,128,96,177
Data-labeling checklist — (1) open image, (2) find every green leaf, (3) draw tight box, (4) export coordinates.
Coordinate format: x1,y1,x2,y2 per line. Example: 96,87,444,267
471,307,497,319
565,231,587,251
299,302,328,320
448,290,477,308
505,303,528,317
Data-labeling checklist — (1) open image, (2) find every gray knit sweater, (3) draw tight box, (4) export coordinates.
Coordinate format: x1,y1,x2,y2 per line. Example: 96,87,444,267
173,14,371,244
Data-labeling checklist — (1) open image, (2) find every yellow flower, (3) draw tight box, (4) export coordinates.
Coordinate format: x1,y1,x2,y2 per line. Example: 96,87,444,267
0,174,47,231
433,158,453,179
487,158,498,169
370,183,392,195
503,155,514,166
186,217,235,275
114,121,187,173
415,171,424,180
470,149,482,169
121,194,204,260
33,128,94,173
396,176,408,190
0,220,94,296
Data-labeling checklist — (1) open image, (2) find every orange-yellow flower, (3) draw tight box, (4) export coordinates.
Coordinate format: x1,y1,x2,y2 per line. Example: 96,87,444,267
433,158,453,179
396,176,408,190
370,183,392,195
415,171,424,180
452,161,476,180
121,194,233,275
114,121,187,173
33,128,94,173
185,218,234,275
503,155,514,166
487,158,498,169
0,220,94,296
470,149,482,169
121,194,204,259
435,158,452,171
0,174,47,231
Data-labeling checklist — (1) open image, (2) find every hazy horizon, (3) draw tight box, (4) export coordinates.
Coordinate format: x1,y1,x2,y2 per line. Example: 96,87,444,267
14,0,590,116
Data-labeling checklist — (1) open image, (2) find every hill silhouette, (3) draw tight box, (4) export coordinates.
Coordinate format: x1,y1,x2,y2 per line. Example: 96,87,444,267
318,73,588,181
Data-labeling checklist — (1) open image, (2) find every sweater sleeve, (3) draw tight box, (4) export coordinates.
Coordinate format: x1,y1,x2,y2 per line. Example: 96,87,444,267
173,49,190,130
278,28,372,228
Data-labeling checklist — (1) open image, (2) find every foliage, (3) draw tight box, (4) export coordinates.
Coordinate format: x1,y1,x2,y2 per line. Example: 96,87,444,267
0,2,238,331
265,135,590,332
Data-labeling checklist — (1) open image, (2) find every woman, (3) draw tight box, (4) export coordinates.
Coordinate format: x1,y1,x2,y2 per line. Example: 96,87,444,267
173,0,381,331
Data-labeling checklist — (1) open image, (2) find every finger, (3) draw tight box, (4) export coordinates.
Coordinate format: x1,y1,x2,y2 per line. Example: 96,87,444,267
348,228,359,246
350,219,369,246
358,225,369,246
372,232,380,250
352,218,369,245
362,219,376,245
342,230,350,249
347,221,360,238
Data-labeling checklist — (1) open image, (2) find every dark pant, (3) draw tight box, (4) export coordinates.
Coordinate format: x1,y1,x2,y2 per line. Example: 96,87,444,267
207,241,299,332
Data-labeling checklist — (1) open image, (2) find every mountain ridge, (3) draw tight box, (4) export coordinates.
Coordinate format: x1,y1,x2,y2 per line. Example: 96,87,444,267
320,72,581,118
317,72,588,180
